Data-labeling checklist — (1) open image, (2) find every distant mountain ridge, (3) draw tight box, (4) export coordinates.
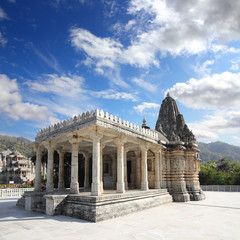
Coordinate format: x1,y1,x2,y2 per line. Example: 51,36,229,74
198,141,240,163
0,135,34,158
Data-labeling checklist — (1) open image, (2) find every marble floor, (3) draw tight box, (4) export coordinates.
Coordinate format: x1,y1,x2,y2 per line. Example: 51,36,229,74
0,191,240,240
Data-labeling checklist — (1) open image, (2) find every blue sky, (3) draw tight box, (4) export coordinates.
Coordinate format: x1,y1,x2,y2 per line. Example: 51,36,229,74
1,0,240,145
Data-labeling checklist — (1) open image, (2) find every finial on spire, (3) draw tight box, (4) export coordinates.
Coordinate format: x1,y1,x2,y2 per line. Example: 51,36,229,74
167,92,170,97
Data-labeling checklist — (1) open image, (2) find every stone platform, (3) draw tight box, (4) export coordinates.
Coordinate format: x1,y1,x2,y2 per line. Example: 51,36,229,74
21,189,172,222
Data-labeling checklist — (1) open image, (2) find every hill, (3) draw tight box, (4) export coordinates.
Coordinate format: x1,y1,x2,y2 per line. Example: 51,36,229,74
0,135,34,158
198,141,240,163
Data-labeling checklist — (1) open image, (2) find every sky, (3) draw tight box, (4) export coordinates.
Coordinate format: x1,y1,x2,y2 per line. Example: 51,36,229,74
1,0,240,146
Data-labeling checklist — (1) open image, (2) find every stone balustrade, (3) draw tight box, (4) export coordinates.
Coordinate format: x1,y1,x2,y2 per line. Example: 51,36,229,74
0,188,34,198
36,109,159,141
201,185,240,192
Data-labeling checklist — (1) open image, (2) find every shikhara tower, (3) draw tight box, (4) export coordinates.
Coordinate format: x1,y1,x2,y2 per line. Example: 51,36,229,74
155,93,204,201
19,94,205,222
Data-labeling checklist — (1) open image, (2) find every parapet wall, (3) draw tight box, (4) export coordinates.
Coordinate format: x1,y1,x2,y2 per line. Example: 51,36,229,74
201,185,240,192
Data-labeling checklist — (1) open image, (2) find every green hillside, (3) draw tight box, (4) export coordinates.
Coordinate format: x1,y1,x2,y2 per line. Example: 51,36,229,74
0,135,34,158
198,141,240,163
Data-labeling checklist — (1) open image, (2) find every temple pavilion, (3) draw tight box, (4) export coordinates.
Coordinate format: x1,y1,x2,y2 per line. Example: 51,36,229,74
19,94,205,222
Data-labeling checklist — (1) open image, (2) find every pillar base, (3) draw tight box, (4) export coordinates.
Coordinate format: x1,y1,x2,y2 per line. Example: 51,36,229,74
46,184,54,193
141,181,149,191
155,181,161,189
116,182,125,193
70,182,79,194
188,190,206,201
91,183,101,196
172,192,190,202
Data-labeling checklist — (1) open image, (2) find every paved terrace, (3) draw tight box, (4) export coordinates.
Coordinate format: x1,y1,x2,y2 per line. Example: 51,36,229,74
0,192,240,240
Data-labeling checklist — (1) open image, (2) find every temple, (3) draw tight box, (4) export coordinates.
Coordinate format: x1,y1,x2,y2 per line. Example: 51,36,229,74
19,94,205,222
0,150,35,184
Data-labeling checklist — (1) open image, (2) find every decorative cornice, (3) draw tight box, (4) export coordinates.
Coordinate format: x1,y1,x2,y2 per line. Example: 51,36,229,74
35,109,160,143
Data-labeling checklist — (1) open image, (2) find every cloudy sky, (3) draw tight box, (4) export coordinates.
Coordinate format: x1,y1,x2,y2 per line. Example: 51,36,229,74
1,0,240,145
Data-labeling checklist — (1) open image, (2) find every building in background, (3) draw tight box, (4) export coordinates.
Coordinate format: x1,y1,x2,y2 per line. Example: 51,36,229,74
0,150,35,184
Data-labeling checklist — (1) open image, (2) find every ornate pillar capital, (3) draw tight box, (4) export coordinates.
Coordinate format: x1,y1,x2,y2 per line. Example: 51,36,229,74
69,134,82,144
89,131,103,141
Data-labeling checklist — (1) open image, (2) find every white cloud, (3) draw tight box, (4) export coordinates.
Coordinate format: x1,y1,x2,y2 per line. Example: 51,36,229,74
91,89,138,102
232,136,240,143
168,71,240,109
30,45,61,73
194,60,214,76
0,8,8,20
0,32,7,47
134,102,160,114
70,0,240,73
70,27,122,70
0,74,53,121
132,77,157,92
127,0,240,55
30,73,85,97
189,109,240,140
231,60,239,71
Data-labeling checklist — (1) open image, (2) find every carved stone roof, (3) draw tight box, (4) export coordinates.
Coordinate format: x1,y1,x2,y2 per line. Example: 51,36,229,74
155,94,196,143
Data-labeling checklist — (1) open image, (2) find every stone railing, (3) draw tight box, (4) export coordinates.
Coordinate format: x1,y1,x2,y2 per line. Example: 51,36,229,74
36,109,159,140
201,185,240,192
0,188,34,198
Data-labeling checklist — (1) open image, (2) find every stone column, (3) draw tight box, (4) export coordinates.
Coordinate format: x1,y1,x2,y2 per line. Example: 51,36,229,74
58,150,65,191
135,150,141,189
84,153,90,189
154,150,161,189
43,162,46,180
34,144,42,191
185,146,205,201
91,132,103,196
141,146,149,191
168,143,190,202
124,150,128,190
130,159,136,188
70,139,79,194
100,144,105,192
111,153,117,189
159,150,163,187
116,140,125,193
46,143,54,192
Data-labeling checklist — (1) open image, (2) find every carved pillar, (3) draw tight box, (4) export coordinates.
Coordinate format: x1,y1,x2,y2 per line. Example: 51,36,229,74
34,144,42,191
124,150,128,190
116,140,125,193
70,136,81,194
141,146,149,191
58,150,65,191
84,153,90,189
91,132,103,196
185,146,205,201
154,150,161,189
46,142,54,192
168,143,190,202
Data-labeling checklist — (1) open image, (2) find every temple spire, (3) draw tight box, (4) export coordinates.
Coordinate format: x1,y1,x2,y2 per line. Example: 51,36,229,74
155,95,196,142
